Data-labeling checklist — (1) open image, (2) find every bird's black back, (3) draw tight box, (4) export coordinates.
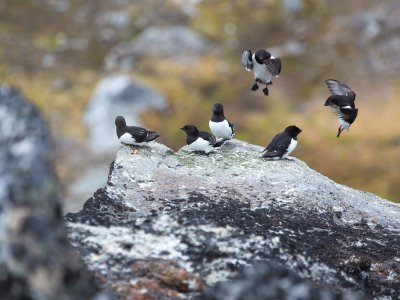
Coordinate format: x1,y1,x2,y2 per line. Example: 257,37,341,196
117,125,147,142
199,131,216,144
263,132,292,157
324,95,355,108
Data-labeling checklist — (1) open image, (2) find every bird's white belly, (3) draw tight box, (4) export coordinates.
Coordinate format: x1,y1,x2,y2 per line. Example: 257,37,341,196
283,138,297,158
209,120,232,139
339,118,350,130
189,138,214,153
253,61,271,84
119,133,143,146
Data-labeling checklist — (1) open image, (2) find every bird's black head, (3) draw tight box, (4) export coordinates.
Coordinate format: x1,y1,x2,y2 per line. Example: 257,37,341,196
255,49,272,63
180,124,199,136
212,103,224,115
284,125,302,137
115,116,126,128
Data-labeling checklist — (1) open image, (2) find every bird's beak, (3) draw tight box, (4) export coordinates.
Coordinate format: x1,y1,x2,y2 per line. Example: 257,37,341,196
180,127,184,131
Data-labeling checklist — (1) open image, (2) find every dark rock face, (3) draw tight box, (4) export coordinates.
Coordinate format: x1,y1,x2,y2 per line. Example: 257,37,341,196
198,262,366,300
66,142,400,299
0,86,98,299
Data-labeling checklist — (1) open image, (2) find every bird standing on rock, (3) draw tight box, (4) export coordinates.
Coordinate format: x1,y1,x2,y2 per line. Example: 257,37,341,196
209,103,234,141
324,79,358,138
262,125,302,160
241,49,281,96
115,116,160,155
181,124,225,154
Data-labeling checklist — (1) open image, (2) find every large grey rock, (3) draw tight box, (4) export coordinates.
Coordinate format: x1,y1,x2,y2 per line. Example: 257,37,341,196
326,3,400,75
66,140,400,299
83,74,165,153
105,25,211,70
0,86,98,299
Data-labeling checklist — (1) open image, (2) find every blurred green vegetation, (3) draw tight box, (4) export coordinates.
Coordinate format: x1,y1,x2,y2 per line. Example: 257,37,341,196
0,0,399,202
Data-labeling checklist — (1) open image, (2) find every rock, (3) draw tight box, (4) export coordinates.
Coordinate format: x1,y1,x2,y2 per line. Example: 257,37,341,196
198,261,366,300
83,74,165,153
327,3,400,75
105,25,211,70
66,140,400,299
0,86,98,299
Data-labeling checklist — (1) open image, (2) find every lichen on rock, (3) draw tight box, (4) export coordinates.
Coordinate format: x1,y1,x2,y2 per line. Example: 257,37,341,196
66,139,400,299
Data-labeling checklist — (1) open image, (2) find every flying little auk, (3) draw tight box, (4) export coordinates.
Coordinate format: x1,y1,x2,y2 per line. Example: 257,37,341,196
181,124,225,154
115,116,160,155
262,125,302,160
241,49,281,96
324,79,358,138
209,103,234,141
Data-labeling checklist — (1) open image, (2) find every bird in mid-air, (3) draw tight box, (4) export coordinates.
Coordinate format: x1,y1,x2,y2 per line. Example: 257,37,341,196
181,124,225,154
324,79,358,138
209,103,234,141
115,116,160,155
241,49,281,96
262,125,302,160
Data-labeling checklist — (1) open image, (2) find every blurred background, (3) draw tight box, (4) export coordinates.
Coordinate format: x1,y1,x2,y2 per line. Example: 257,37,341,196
1,0,399,212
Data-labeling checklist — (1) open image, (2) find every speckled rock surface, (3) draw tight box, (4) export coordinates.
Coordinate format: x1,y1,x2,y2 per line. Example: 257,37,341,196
66,140,400,299
0,86,98,299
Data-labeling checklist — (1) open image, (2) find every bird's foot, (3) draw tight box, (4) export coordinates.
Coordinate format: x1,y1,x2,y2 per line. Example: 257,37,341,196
337,127,344,138
251,83,259,91
266,81,273,85
262,87,269,96
284,157,295,162
130,146,138,155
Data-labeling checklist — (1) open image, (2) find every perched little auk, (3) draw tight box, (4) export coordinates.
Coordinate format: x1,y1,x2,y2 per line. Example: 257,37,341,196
209,103,234,141
115,116,160,155
262,125,302,160
241,49,281,96
324,79,358,138
181,124,225,154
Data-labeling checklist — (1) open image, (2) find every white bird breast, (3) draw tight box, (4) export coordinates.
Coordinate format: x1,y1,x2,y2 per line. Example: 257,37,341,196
189,138,214,153
119,132,144,146
252,54,272,84
284,138,297,158
209,120,232,139
339,118,350,130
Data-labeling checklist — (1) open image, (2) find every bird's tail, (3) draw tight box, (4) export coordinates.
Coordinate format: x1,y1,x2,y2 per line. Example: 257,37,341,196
324,98,333,106
145,132,160,142
262,151,279,158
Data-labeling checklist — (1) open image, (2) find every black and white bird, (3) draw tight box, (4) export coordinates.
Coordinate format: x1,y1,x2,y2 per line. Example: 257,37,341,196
262,125,302,160
209,103,234,141
324,79,358,138
115,116,160,155
241,49,281,96
181,124,225,154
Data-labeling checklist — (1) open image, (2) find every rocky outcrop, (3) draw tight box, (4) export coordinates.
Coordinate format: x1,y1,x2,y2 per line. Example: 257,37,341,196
66,140,400,299
0,86,98,299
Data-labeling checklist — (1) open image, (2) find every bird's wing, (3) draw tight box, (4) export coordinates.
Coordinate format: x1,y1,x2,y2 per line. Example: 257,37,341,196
262,133,290,157
199,131,216,145
265,58,282,76
145,131,160,142
325,79,356,101
228,121,235,135
241,49,253,71
127,126,148,142
324,95,355,109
